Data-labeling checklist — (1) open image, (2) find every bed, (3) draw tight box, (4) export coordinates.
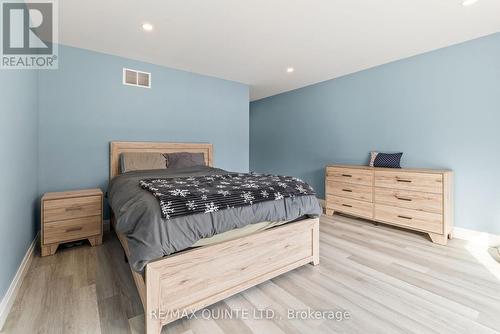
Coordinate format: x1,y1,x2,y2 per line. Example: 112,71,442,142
108,141,321,334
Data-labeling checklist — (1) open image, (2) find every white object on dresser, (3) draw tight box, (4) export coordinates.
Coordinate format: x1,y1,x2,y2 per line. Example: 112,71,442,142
325,164,453,245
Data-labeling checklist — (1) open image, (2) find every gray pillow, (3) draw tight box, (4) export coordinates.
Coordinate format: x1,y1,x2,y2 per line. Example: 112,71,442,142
165,152,206,169
120,152,167,173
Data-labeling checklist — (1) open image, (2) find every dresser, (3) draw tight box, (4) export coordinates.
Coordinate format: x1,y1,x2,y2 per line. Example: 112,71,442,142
41,189,103,256
325,165,453,245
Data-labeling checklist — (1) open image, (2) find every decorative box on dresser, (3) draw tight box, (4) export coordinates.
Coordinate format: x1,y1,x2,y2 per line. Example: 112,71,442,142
325,165,453,245
41,188,103,256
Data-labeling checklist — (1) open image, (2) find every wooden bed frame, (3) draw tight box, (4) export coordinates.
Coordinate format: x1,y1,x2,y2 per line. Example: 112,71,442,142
109,141,320,334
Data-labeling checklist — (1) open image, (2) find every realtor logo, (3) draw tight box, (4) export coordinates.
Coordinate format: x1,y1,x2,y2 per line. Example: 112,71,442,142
1,0,58,69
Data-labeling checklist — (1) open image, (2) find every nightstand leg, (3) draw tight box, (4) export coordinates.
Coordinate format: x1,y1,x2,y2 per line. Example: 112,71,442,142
88,235,103,247
41,244,58,256
325,208,334,216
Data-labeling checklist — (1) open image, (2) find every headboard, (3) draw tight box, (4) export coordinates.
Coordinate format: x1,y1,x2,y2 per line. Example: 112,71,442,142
109,141,213,180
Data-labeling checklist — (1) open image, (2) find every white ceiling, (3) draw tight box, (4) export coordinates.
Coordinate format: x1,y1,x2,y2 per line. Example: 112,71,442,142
59,0,500,101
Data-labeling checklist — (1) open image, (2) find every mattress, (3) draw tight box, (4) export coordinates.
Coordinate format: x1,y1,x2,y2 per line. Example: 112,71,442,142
108,166,322,272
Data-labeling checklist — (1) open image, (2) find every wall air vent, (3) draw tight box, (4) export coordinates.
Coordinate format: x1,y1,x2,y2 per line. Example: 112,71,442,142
123,68,151,88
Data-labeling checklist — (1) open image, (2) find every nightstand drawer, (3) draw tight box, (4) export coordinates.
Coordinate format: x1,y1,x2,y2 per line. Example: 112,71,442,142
44,196,102,222
43,216,101,244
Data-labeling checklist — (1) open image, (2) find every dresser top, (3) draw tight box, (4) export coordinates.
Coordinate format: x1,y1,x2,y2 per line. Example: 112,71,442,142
326,164,452,174
42,188,103,201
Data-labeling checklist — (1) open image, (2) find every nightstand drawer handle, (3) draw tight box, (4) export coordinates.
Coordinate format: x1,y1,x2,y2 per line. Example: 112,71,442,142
396,179,412,183
396,196,412,201
341,174,352,177
342,204,353,208
65,206,82,212
65,226,83,232
397,215,413,220
342,189,352,192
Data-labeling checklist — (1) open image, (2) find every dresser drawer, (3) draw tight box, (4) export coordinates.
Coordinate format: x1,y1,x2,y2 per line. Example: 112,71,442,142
43,216,101,244
327,196,373,219
44,196,102,222
326,181,373,202
374,204,443,234
326,167,373,186
375,171,443,194
374,187,442,214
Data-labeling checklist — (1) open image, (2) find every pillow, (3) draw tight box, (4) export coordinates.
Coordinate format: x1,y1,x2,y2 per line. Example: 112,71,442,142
165,152,206,169
120,152,167,173
369,152,403,168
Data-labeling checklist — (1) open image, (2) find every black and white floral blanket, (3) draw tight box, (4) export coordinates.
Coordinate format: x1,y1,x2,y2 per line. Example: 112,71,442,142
140,173,316,219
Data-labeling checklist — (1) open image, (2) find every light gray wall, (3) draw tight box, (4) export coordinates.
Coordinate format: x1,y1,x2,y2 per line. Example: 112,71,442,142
250,32,500,235
38,46,250,216
0,70,39,300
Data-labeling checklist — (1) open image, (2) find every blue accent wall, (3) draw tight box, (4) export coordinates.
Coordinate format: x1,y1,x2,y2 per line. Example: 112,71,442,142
0,70,38,300
250,32,500,235
38,46,249,213
0,45,248,303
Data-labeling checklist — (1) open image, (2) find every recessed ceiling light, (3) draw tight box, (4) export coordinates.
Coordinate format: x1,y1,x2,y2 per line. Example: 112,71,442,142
286,67,295,73
142,23,153,31
462,0,478,6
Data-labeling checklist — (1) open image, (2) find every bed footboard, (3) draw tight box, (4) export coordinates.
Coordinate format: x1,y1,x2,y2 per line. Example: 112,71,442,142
144,217,320,334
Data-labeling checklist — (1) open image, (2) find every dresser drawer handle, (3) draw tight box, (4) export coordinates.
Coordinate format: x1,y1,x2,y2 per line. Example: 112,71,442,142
342,204,353,208
397,215,413,220
342,189,352,192
65,206,83,212
341,174,352,177
396,179,412,183
396,196,412,201
65,226,83,232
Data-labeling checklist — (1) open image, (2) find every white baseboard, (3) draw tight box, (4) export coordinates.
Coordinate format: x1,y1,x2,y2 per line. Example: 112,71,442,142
453,227,500,247
0,232,38,331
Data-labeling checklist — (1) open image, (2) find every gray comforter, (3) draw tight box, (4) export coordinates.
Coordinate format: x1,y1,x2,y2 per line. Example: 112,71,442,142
108,166,322,272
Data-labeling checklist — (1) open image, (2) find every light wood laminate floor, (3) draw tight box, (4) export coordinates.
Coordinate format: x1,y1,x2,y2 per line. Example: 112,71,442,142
3,214,500,334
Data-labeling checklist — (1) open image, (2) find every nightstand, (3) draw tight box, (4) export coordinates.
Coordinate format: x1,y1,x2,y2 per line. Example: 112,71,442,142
41,188,103,256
